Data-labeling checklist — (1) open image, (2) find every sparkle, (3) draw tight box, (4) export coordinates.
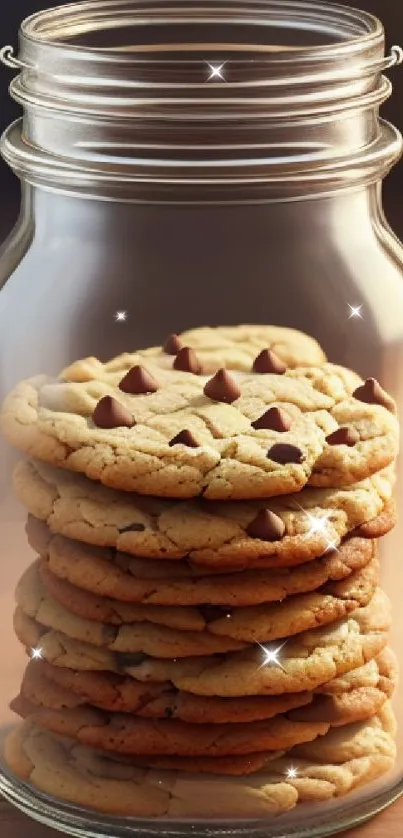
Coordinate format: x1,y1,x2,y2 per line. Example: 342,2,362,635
305,510,332,537
257,640,288,672
115,311,128,322
323,540,339,554
286,766,299,780
348,305,363,320
207,62,226,81
30,647,44,661
303,510,339,554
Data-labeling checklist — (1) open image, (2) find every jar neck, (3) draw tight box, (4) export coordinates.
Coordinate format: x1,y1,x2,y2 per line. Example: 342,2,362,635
1,0,402,201
16,179,390,239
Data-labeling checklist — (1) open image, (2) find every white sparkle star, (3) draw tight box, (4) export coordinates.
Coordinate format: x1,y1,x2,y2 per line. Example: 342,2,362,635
286,766,299,780
348,305,363,320
207,62,226,81
323,540,339,554
257,640,288,672
303,510,339,553
115,311,128,322
305,510,331,537
30,647,44,661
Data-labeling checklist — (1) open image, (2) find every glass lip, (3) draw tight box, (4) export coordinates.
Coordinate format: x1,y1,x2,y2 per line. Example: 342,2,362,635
19,0,383,61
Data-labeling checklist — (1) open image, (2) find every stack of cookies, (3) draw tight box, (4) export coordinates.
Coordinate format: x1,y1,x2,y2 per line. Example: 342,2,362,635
0,325,399,819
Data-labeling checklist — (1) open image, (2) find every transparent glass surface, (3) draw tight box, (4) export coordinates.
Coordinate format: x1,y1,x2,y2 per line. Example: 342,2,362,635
0,1,403,835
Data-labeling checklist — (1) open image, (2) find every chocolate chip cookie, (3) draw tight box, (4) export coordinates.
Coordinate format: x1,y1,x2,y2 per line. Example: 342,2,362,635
61,325,328,382
11,693,331,756
14,590,391,695
15,557,379,657
20,648,396,728
1,361,397,498
4,710,396,815
17,459,395,566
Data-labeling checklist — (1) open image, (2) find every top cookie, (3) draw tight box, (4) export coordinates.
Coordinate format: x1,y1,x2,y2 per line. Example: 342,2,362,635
1,358,397,499
61,325,327,381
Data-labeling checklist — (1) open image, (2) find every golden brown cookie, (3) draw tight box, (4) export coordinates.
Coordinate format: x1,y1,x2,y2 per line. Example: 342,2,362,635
27,520,382,609
122,590,391,696
1,360,397,499
18,459,395,567
20,649,396,729
5,711,396,814
16,556,379,654
291,701,397,762
61,325,327,381
21,659,313,723
2,722,298,816
14,590,391,696
291,648,398,727
100,701,398,776
38,541,378,619
15,562,245,658
11,693,330,756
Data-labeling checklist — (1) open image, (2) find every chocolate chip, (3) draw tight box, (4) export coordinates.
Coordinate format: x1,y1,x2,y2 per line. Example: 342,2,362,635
115,553,131,572
164,705,174,718
164,333,183,355
326,427,360,447
267,443,304,464
204,369,241,403
199,606,233,623
252,406,292,432
118,523,146,533
246,509,286,541
169,429,199,448
92,396,134,429
118,652,148,667
119,365,159,395
353,378,395,412
253,349,287,374
173,346,202,374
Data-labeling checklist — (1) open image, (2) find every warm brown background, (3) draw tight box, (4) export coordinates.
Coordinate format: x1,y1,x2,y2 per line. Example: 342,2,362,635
0,0,403,834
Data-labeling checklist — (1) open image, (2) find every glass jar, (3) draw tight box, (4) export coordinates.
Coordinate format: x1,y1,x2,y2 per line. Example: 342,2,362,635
0,1,403,835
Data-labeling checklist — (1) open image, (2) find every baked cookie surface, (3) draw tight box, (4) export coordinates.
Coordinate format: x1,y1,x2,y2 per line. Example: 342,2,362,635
19,648,396,728
27,513,381,607
2,361,397,499
11,693,331,756
14,590,391,696
15,557,379,654
37,544,379,622
61,325,328,381
4,709,396,816
17,459,395,567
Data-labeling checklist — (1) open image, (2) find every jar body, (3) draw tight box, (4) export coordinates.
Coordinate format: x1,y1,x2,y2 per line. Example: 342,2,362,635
0,177,403,835
2,182,403,383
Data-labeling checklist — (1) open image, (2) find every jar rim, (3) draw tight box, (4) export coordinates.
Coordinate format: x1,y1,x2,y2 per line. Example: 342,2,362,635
3,0,398,201
20,0,382,62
